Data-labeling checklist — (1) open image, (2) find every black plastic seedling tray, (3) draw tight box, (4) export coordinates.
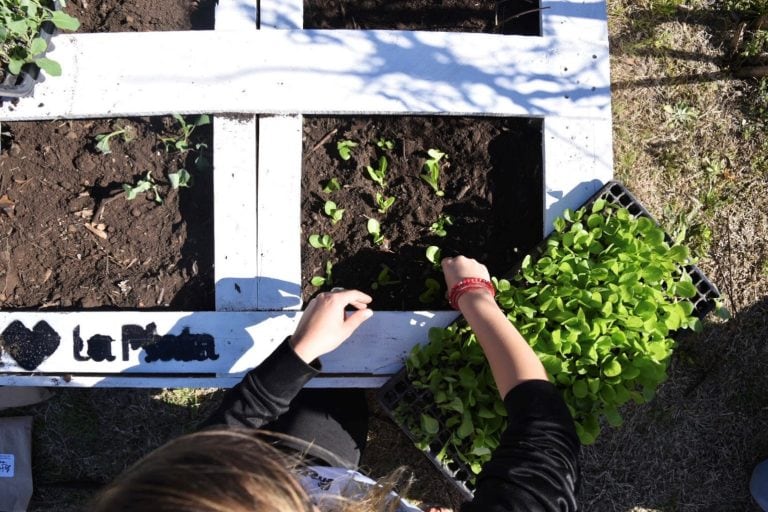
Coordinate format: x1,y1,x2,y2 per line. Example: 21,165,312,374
378,180,721,499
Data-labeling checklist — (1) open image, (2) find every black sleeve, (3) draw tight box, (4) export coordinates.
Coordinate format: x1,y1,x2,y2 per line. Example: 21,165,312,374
461,380,580,512
199,337,320,430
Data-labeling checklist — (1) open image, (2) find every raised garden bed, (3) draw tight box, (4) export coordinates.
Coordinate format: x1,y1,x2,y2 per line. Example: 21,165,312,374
0,116,213,310
69,0,214,32
301,115,543,309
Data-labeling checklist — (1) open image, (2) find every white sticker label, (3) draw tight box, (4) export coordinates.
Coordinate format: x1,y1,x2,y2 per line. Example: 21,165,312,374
0,454,14,478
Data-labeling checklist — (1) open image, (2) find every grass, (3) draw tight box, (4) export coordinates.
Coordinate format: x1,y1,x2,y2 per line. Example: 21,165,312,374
6,0,768,510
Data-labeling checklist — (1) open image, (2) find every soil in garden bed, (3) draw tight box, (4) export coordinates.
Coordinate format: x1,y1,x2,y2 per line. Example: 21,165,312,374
301,116,543,310
0,116,214,310
69,0,215,33
304,0,540,36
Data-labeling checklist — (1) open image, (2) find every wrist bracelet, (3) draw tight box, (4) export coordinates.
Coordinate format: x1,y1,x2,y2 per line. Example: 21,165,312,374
448,278,495,310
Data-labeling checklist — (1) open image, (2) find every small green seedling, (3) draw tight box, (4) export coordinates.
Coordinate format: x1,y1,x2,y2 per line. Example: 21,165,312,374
323,177,342,193
426,246,442,269
421,149,446,197
367,218,385,246
308,234,334,251
161,114,211,153
337,140,359,161
371,264,400,290
376,138,395,151
375,192,395,214
123,171,162,204
323,200,345,224
168,169,192,189
94,125,137,155
366,156,388,188
419,278,442,304
429,214,454,237
311,260,334,287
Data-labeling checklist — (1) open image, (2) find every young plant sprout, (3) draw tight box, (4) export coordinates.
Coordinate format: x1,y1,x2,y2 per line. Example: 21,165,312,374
94,125,137,155
375,192,395,214
308,234,334,252
425,245,442,269
366,156,388,188
421,148,446,197
376,138,395,151
123,171,162,204
168,169,192,189
310,260,334,287
322,177,342,194
336,140,359,161
429,213,453,237
161,114,210,153
418,278,442,304
323,200,345,225
367,218,385,246
370,264,400,290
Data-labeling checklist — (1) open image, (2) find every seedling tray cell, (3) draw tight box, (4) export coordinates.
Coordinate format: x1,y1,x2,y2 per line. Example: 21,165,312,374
378,180,720,498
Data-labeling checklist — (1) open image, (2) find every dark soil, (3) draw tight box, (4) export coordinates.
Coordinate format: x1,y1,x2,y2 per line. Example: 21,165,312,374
69,0,215,32
304,0,540,36
301,116,543,310
0,116,214,310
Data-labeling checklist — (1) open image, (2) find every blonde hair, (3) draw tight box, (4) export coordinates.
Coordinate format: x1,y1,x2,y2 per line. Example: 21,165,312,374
89,428,412,512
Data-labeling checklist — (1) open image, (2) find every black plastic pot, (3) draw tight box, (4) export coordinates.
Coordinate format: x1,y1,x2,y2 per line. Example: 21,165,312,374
378,180,721,498
0,1,60,99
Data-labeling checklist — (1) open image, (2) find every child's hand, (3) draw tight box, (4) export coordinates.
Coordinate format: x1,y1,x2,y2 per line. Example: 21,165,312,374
290,289,373,363
440,255,491,290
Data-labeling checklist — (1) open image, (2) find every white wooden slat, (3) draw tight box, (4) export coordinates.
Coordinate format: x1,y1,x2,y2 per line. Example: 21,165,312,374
256,115,303,310
542,117,613,234
0,31,610,121
214,116,260,310
541,0,609,42
260,0,303,29
0,310,457,377
215,0,258,31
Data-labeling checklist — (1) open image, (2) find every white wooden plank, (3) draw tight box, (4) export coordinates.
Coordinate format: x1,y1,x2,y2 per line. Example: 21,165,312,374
256,115,303,310
215,0,258,31
0,31,610,121
0,375,390,388
0,310,457,377
214,116,260,310
543,117,613,234
260,0,303,29
542,0,609,42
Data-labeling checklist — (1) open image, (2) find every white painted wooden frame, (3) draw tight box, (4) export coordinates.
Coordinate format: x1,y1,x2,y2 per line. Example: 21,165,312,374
0,0,613,387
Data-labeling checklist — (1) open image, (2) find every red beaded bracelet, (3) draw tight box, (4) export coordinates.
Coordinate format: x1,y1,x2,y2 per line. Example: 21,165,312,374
448,278,495,310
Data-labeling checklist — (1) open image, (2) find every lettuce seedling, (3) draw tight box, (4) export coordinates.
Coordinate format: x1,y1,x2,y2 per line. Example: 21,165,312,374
371,264,400,290
337,140,358,161
421,148,446,197
375,192,395,214
323,177,342,194
323,200,345,224
161,114,210,153
418,278,442,304
425,246,442,269
367,218,385,246
308,234,334,251
366,156,388,188
311,260,334,287
168,169,192,189
123,171,162,204
94,125,137,155
429,214,453,237
376,138,395,151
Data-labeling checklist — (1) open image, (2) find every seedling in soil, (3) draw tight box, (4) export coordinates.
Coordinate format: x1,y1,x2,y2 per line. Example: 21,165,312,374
311,260,334,287
323,200,345,224
429,214,454,237
421,148,446,197
376,138,395,151
367,218,385,246
425,245,442,269
322,177,342,194
418,278,442,304
337,139,359,161
161,114,211,153
94,125,137,155
309,234,334,251
375,192,395,214
123,171,162,204
0,1,80,77
366,156,388,188
371,264,400,290
168,169,192,189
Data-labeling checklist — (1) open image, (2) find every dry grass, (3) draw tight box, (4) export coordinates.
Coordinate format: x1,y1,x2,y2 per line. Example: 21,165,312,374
5,1,768,510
